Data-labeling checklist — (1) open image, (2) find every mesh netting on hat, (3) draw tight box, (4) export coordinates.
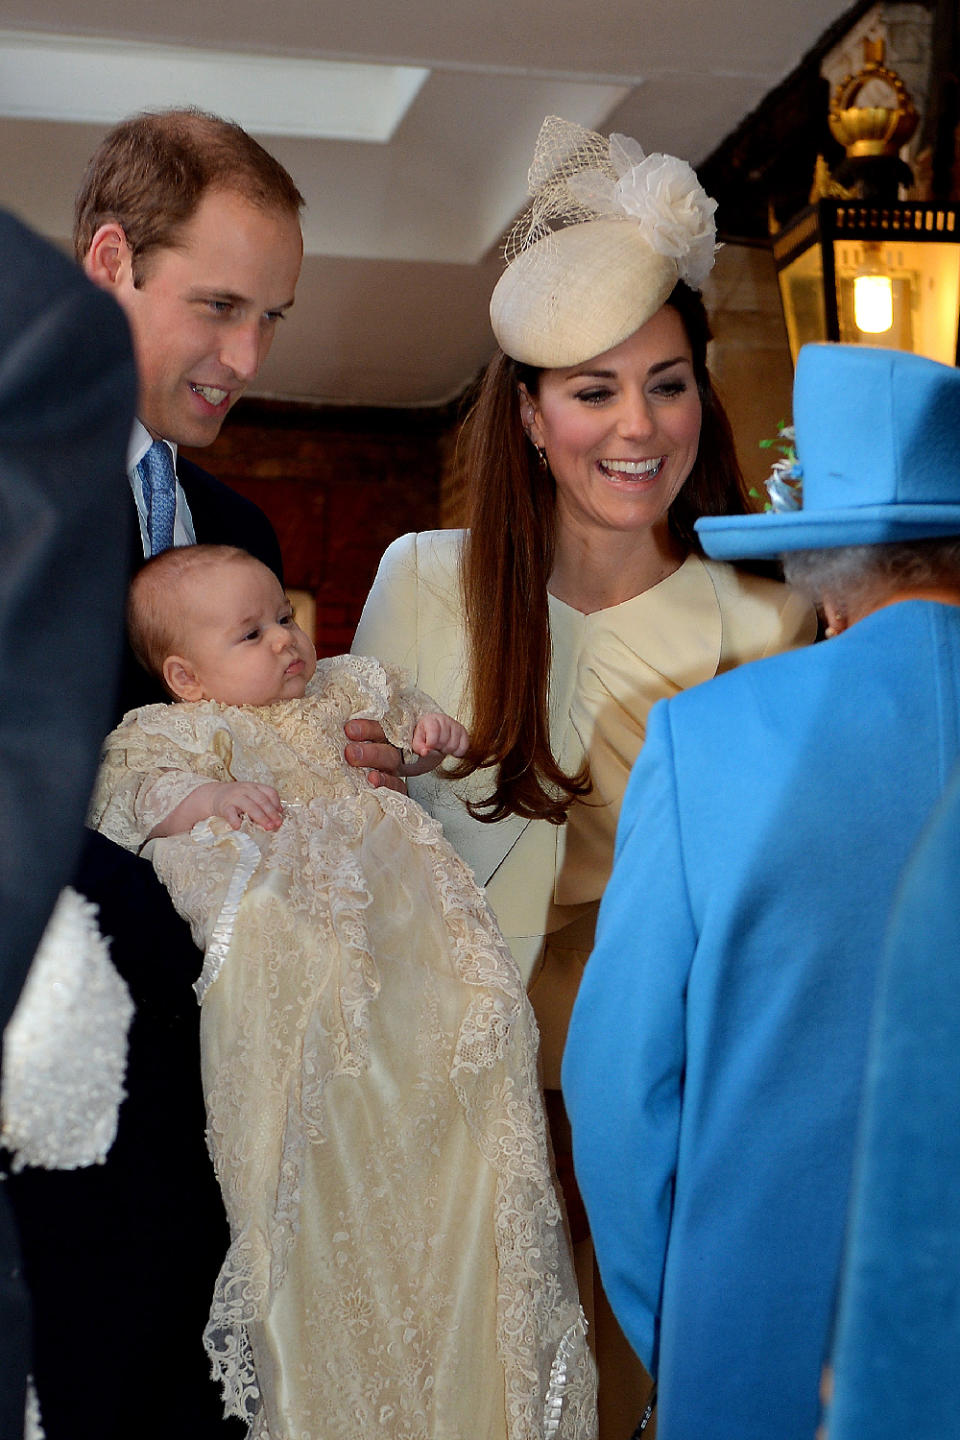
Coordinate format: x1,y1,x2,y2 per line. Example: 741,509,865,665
504,115,718,289
504,117,617,260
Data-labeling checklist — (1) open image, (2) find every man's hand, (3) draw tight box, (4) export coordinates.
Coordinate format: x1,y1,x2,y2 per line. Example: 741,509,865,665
343,718,406,793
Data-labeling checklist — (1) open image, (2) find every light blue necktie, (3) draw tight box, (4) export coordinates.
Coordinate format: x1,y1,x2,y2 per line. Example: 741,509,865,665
137,440,177,556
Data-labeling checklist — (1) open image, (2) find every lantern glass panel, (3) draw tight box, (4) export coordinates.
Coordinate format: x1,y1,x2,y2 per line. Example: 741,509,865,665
777,243,827,361
833,239,959,362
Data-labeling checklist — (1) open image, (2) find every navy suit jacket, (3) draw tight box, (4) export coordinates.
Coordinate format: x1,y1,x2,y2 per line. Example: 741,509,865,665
564,600,960,1440
0,208,135,1440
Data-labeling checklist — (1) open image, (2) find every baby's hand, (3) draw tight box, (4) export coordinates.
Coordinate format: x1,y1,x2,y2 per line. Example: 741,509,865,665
403,712,470,775
211,782,284,831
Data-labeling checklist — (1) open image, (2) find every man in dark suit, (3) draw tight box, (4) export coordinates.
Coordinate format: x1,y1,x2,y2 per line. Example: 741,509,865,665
75,107,300,714
7,110,304,1439
0,208,135,1440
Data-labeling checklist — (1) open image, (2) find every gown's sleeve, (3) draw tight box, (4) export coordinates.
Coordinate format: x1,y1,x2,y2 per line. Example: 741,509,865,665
322,652,443,755
379,663,451,754
89,710,230,852
561,699,696,1373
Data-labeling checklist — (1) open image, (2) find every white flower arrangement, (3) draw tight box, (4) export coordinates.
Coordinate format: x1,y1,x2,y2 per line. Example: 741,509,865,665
752,424,803,513
566,132,719,288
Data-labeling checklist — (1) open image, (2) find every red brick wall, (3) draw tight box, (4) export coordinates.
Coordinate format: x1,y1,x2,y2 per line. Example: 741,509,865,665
183,398,461,656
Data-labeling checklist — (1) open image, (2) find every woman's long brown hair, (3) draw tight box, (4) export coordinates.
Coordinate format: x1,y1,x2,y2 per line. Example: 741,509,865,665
450,281,750,825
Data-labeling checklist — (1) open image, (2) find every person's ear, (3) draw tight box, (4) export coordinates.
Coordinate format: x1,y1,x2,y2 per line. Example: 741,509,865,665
84,221,133,291
822,599,848,639
518,382,544,448
162,655,204,702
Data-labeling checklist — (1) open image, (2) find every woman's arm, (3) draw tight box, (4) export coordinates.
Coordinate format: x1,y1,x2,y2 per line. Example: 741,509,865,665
352,532,423,674
563,701,695,1372
348,532,425,788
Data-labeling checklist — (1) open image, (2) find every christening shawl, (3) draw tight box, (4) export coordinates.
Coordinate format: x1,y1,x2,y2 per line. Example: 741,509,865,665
90,655,596,1440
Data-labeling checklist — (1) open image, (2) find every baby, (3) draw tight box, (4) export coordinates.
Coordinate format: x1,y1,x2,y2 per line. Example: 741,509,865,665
91,545,595,1440
134,542,468,837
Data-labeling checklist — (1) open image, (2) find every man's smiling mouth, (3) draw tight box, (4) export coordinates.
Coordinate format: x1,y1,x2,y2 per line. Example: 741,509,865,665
190,383,230,405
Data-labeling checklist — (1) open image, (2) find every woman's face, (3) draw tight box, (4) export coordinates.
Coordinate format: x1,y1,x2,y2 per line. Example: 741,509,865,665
522,305,702,543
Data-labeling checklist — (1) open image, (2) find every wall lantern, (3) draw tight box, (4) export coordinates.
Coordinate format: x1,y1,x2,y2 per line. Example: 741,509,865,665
771,38,960,366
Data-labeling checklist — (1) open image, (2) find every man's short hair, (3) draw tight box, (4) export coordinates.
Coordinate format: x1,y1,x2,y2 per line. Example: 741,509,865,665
74,108,304,278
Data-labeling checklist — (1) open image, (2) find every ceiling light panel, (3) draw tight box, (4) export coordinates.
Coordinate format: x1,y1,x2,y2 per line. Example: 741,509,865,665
0,31,428,141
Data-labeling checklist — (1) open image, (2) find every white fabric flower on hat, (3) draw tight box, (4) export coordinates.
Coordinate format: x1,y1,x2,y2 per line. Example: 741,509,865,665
567,133,718,288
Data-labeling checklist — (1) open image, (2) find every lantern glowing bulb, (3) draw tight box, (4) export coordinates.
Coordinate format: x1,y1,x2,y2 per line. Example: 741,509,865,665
853,245,895,334
854,273,894,332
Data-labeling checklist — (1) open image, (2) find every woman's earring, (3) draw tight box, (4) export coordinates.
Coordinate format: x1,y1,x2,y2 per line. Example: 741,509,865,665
523,419,549,471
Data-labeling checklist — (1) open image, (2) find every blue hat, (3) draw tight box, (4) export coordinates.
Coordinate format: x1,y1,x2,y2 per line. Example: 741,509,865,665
696,344,960,560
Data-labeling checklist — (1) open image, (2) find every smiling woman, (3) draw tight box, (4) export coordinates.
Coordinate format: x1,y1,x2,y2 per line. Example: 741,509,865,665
521,307,703,607
353,114,817,1440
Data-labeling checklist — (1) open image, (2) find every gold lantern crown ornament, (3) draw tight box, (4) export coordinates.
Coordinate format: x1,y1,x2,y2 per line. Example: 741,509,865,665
828,37,918,164
771,34,959,368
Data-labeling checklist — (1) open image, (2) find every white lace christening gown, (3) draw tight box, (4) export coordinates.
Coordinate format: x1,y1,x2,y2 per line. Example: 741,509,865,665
91,655,597,1440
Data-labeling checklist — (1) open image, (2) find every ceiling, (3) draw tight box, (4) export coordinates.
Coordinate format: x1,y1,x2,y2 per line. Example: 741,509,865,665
0,0,857,408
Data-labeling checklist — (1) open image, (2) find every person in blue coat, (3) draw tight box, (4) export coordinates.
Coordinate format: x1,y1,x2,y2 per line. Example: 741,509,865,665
562,343,960,1440
826,753,960,1440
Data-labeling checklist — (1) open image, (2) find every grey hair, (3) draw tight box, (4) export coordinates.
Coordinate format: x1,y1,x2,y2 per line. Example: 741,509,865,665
782,538,960,612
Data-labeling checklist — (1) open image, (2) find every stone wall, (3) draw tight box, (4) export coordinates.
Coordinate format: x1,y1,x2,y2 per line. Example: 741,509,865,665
703,243,796,501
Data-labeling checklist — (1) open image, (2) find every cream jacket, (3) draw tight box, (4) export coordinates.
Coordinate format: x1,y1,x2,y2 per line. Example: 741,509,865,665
353,529,817,1081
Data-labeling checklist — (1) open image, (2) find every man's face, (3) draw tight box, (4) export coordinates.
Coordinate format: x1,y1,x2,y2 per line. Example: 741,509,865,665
95,188,302,447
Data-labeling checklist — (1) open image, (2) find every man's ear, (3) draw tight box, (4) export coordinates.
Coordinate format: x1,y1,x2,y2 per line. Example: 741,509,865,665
517,382,543,448
84,221,133,291
162,655,204,702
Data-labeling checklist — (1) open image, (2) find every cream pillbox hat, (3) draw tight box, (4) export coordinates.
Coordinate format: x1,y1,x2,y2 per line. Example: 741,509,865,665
489,116,719,369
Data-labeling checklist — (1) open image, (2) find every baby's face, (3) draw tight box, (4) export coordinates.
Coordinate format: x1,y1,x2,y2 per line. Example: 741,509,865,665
176,557,317,706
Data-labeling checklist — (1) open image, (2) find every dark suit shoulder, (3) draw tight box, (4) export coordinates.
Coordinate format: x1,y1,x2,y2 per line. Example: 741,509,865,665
0,211,87,325
0,213,134,429
177,456,283,582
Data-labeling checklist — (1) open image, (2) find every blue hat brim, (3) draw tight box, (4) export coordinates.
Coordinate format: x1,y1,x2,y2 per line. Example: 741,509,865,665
696,504,960,561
